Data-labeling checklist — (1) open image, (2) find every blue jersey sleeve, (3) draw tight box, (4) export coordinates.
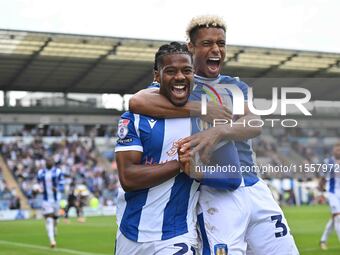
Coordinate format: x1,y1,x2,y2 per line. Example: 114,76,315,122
115,112,143,152
200,142,242,191
147,82,160,89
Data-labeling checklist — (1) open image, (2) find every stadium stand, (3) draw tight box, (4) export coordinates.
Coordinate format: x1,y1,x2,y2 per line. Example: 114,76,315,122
254,126,339,175
0,155,30,210
1,124,117,138
0,137,119,210
0,167,14,210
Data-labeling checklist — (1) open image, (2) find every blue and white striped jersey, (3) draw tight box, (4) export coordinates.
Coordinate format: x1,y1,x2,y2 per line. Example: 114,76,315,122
324,157,340,195
37,167,64,202
115,112,200,242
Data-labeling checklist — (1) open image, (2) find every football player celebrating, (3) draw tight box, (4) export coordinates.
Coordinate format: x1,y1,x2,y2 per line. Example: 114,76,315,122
115,42,200,255
115,41,242,255
129,15,299,255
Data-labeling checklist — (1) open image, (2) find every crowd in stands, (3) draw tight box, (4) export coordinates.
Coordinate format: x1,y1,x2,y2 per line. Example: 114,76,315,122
3,124,117,137
253,126,337,169
0,138,119,210
252,126,338,206
0,124,338,210
0,167,20,210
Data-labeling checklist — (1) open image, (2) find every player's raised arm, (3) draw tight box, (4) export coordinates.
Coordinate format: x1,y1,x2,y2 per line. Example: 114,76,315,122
116,151,180,192
129,87,194,118
129,87,232,122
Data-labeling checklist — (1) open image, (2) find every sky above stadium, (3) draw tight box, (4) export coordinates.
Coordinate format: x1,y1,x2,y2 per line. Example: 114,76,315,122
1,0,339,53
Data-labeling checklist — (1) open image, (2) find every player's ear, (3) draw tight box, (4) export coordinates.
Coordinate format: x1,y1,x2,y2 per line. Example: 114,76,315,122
187,42,194,54
154,70,160,83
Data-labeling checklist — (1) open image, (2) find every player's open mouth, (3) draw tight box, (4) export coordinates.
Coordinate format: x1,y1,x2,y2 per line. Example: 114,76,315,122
171,84,188,99
207,57,221,72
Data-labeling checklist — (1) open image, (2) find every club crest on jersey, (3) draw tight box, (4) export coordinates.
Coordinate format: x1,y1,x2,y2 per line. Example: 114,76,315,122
117,119,129,139
167,139,183,157
214,243,228,255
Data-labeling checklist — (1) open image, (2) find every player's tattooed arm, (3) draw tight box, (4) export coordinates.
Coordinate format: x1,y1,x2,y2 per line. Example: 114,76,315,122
129,88,232,123
116,150,181,192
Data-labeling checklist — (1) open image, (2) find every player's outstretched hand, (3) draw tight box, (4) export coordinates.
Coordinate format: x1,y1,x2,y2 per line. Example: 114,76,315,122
178,126,223,164
200,102,232,124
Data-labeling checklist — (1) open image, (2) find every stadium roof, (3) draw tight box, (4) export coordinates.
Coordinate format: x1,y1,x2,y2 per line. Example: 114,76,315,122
0,29,340,100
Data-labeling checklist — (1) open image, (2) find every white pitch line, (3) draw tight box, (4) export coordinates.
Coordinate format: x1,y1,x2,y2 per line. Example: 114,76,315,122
0,240,109,255
68,223,116,228
300,246,340,252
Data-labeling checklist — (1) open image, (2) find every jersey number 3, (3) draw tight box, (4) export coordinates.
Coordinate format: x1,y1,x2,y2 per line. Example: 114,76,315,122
271,214,288,238
174,243,196,255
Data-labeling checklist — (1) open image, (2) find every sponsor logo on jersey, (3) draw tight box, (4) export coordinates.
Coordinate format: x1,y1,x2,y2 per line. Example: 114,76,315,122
148,119,157,129
167,139,183,157
117,138,133,144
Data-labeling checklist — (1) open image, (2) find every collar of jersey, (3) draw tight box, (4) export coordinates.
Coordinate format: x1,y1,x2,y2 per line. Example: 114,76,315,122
194,74,221,82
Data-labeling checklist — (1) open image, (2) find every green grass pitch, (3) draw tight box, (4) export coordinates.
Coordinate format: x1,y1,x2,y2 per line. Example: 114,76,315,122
0,205,339,255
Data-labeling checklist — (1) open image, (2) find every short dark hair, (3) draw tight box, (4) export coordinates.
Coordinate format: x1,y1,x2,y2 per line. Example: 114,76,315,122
154,42,192,71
